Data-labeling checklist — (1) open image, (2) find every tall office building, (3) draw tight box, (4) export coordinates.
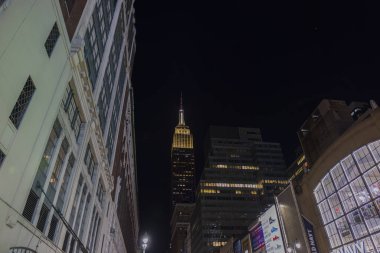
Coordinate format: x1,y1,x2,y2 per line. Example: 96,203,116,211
0,0,137,253
170,97,195,253
171,96,195,207
191,126,288,253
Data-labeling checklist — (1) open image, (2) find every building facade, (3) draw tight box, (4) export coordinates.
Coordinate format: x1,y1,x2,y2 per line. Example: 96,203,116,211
191,126,288,253
170,97,196,253
171,97,195,208
0,0,138,252
272,99,380,253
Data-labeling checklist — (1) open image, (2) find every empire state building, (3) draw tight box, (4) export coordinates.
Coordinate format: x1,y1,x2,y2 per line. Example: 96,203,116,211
171,96,195,208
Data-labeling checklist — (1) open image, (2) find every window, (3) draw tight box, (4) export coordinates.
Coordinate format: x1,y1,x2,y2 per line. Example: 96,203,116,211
22,119,61,221
84,144,97,182
347,210,368,239
363,166,380,198
354,146,376,173
368,140,380,163
62,84,83,140
350,177,370,205
318,200,333,224
341,155,360,181
360,202,380,233
325,222,341,248
56,155,75,211
96,180,105,206
0,149,5,167
314,183,326,203
9,76,36,128
322,173,335,197
335,216,353,243
331,164,347,190
338,185,357,213
45,23,60,57
328,194,344,219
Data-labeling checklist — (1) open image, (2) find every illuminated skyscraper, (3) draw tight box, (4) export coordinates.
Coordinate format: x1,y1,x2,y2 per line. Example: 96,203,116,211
171,95,195,207
170,96,195,253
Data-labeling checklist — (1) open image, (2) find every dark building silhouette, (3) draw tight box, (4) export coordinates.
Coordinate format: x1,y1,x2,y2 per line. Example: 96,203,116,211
191,126,288,253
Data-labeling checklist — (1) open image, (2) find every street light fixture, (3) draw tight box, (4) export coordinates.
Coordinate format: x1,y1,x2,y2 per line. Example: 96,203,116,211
142,233,149,253
287,239,301,253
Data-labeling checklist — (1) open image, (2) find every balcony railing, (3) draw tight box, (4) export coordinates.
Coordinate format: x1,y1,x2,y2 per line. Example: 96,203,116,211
9,247,37,253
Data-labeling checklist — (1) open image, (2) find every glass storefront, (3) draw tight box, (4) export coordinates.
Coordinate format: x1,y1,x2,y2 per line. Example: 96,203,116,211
314,140,380,253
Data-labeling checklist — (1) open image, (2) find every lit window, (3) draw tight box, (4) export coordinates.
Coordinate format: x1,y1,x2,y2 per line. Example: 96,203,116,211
353,146,375,173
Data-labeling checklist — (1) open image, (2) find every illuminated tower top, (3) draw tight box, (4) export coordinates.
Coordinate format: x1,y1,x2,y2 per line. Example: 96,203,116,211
172,95,193,149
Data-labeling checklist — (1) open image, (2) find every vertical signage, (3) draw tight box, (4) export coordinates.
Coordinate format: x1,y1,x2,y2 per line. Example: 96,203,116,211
249,223,266,253
259,205,285,253
302,216,319,253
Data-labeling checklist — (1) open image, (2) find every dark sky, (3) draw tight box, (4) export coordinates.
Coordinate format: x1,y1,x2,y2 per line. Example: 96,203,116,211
131,1,380,252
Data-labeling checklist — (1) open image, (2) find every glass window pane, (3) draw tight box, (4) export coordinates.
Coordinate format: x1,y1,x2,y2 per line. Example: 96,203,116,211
360,202,380,233
363,166,380,198
347,210,368,239
372,232,380,252
362,236,375,253
368,140,380,163
335,216,354,244
350,177,371,205
325,222,342,248
331,163,348,190
353,146,376,173
328,194,344,219
322,173,335,197
341,155,360,181
318,200,333,224
339,185,357,213
314,183,326,203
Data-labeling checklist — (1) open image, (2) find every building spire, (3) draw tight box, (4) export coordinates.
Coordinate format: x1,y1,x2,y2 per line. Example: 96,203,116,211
179,92,185,125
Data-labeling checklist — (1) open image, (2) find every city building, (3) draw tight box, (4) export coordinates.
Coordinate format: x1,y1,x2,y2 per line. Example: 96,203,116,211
171,96,196,208
274,99,380,253
191,126,288,253
170,96,196,253
297,99,370,166
0,0,138,253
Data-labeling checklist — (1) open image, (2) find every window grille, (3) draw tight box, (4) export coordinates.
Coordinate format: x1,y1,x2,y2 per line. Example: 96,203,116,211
22,190,39,221
0,149,5,167
9,77,36,128
36,204,50,232
48,215,59,240
9,247,37,253
45,23,60,57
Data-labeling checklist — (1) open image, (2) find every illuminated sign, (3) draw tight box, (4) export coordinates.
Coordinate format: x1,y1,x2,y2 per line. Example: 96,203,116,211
259,205,285,253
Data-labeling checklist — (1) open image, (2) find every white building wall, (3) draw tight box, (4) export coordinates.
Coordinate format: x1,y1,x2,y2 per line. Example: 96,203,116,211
0,0,137,253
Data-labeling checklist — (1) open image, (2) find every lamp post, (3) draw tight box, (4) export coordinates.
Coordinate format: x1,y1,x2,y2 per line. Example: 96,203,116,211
287,239,301,253
142,233,149,253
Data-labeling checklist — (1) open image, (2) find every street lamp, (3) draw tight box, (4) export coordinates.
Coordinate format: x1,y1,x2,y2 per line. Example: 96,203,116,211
287,239,301,253
142,233,149,253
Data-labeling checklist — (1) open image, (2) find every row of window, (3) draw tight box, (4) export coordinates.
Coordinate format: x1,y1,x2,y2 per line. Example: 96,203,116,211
62,84,83,140
84,0,117,89
314,140,380,251
22,117,105,252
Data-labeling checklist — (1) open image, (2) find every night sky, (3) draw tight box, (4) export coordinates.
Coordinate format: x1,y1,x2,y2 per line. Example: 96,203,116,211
131,1,380,252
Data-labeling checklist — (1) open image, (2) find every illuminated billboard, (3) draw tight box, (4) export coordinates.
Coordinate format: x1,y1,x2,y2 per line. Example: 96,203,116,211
249,223,266,253
259,205,285,253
